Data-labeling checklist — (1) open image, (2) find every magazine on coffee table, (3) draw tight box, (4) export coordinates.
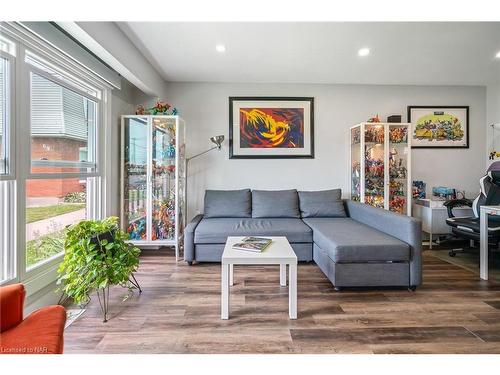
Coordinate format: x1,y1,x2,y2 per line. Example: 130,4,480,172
232,237,272,252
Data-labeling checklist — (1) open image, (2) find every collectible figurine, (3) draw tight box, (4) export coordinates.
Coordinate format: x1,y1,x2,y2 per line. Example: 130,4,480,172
412,181,426,199
147,100,178,115
490,150,500,160
367,114,381,123
135,100,179,116
166,141,176,158
389,127,408,143
389,196,406,213
135,105,145,115
352,128,361,144
365,126,384,143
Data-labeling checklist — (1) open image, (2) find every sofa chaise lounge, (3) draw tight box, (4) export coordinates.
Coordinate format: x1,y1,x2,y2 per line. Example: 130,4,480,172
184,189,422,289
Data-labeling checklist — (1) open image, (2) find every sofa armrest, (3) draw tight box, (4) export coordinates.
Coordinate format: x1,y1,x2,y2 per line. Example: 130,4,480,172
184,214,204,262
0,283,26,332
345,200,422,286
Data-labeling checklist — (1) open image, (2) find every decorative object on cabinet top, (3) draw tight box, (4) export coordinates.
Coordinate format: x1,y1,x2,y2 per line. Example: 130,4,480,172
136,99,179,116
387,115,402,123
367,114,381,123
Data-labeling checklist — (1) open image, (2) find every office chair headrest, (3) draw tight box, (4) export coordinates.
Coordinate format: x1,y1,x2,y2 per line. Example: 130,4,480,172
487,161,500,173
487,162,500,183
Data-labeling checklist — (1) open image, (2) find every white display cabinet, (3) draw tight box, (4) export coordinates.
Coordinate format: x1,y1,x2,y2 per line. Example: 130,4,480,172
349,122,412,216
120,115,186,260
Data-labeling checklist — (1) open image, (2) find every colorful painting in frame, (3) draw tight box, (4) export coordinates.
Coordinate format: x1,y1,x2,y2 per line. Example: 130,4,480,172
229,97,314,158
408,106,469,148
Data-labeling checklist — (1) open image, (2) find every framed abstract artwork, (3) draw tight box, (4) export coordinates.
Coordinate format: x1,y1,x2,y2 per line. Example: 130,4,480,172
408,106,469,148
229,97,314,159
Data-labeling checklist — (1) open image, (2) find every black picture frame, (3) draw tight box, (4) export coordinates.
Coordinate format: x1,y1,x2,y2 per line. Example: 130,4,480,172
229,96,315,159
408,105,469,149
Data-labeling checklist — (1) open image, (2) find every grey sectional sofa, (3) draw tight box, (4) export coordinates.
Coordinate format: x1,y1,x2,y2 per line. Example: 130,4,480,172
184,189,422,290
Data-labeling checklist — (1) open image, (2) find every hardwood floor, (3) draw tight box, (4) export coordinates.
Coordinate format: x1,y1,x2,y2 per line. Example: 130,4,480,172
64,250,500,354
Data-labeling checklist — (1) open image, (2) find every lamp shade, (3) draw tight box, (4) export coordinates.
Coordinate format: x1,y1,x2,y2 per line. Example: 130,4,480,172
210,135,225,149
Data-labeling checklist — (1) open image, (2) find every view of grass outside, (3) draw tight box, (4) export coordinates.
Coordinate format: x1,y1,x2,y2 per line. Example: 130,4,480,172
26,203,85,224
26,179,87,269
26,203,84,267
26,229,67,267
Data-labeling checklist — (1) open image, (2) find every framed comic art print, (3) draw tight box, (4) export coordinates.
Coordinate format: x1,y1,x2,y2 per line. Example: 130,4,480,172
408,106,469,148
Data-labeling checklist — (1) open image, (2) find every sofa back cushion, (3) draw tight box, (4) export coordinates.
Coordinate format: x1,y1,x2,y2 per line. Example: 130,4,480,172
298,189,346,218
204,189,252,218
252,189,300,218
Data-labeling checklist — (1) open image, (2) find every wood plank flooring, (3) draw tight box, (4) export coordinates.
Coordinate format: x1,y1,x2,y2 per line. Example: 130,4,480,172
64,250,500,354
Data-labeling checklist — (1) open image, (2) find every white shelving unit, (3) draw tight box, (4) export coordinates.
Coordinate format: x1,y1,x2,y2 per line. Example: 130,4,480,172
120,115,186,260
349,122,412,216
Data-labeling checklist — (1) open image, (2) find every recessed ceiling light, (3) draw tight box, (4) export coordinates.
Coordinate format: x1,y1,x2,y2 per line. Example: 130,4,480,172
358,47,370,57
496,51,500,59
215,44,226,53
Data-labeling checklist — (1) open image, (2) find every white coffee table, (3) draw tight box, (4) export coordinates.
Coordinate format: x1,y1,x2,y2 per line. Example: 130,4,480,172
221,236,298,320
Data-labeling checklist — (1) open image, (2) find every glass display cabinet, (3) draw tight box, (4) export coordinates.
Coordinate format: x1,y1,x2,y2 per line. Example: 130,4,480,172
121,115,186,260
349,122,412,215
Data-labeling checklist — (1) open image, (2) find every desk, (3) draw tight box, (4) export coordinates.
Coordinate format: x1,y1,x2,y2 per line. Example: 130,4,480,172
480,205,500,280
413,200,473,249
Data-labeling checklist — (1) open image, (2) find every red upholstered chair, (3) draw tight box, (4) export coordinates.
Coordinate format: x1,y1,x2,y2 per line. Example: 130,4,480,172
0,283,66,354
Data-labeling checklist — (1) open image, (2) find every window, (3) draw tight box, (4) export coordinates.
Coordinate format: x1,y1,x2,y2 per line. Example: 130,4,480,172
30,72,97,174
26,57,102,271
0,24,109,290
0,56,9,175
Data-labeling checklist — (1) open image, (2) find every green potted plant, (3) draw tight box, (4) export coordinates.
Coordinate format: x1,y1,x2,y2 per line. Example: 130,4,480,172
57,216,141,322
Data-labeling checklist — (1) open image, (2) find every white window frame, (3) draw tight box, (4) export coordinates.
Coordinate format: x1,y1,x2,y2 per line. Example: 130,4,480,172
0,22,113,293
0,181,16,285
0,36,17,285
0,50,15,180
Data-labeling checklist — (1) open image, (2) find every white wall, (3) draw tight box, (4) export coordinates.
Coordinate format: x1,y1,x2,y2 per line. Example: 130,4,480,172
165,82,487,220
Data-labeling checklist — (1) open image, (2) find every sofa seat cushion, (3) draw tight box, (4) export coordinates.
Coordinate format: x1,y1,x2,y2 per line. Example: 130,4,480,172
0,305,66,354
194,218,312,244
303,218,409,262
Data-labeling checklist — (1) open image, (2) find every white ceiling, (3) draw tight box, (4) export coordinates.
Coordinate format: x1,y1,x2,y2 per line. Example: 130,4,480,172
118,22,500,86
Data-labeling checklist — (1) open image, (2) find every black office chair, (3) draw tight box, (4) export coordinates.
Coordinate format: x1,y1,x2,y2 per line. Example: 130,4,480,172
445,161,500,257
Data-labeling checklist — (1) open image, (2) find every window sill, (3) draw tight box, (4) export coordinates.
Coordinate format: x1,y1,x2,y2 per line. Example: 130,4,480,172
23,259,62,296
